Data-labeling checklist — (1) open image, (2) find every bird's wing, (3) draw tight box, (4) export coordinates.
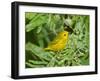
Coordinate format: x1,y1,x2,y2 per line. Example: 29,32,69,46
49,38,60,46
48,34,62,46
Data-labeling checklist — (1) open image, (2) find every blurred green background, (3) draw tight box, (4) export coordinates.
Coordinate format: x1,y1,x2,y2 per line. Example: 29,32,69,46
25,12,90,68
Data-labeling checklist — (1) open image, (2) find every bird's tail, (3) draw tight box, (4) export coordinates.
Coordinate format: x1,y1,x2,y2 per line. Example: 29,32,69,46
44,47,51,51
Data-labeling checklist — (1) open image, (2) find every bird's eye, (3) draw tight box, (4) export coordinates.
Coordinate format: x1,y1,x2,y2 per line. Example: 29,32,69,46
64,34,66,36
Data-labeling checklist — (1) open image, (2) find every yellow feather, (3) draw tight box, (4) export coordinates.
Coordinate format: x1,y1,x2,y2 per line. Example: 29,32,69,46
44,31,69,51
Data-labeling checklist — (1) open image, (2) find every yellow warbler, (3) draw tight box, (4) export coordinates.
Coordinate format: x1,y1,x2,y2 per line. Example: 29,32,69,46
44,31,69,51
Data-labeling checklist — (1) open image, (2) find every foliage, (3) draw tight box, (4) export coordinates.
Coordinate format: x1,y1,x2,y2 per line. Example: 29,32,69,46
25,12,89,68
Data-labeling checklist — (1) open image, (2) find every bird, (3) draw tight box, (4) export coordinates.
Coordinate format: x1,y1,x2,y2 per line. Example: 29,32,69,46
44,31,69,51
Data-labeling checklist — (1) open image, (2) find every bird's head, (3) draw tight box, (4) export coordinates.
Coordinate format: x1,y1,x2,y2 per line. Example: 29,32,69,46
58,31,69,39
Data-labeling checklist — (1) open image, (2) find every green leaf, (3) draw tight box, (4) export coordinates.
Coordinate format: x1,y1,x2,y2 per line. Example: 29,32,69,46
25,42,53,61
26,62,44,68
25,12,37,20
36,26,42,33
26,62,35,68
47,58,56,67
29,60,48,65
26,15,47,32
